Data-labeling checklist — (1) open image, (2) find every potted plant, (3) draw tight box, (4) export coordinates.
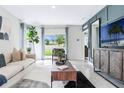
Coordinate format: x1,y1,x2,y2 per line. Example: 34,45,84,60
26,26,39,54
53,49,66,65
26,47,31,54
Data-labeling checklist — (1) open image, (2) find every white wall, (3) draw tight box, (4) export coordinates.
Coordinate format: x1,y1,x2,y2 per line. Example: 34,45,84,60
68,25,84,61
45,28,65,35
34,27,42,60
0,7,21,54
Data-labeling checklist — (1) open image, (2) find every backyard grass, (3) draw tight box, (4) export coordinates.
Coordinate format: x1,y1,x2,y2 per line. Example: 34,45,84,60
45,49,52,56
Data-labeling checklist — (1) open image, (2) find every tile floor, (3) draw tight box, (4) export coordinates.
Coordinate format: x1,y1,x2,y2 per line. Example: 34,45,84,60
23,59,116,88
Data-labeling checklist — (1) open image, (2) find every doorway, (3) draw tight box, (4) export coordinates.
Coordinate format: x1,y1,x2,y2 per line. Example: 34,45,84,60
44,28,66,59
83,29,89,60
91,19,100,59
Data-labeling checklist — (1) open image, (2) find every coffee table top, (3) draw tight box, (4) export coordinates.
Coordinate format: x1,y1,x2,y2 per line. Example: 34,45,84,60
51,61,76,72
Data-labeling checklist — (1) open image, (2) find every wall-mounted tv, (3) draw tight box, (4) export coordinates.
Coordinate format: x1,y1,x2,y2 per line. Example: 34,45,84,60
100,17,124,48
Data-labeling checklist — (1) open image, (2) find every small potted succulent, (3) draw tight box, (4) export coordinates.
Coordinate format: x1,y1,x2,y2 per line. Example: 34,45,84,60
27,47,32,54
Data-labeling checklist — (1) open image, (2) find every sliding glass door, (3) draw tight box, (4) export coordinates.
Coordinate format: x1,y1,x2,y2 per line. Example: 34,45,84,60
44,28,66,59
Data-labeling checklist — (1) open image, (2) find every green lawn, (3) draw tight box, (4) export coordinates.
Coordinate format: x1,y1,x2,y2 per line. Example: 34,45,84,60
45,49,52,56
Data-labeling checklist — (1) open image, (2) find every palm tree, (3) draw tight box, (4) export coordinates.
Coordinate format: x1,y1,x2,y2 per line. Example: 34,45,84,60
56,35,65,46
108,27,112,40
45,39,50,45
108,22,124,45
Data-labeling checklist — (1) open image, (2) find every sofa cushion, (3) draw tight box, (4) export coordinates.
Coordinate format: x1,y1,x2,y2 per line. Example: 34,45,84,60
0,65,23,80
8,58,35,69
20,59,35,68
0,54,6,68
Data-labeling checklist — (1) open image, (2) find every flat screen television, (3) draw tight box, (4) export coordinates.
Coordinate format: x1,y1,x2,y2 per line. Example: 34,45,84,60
100,17,124,49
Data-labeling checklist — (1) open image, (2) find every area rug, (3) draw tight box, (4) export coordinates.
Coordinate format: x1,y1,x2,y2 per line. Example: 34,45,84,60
64,71,95,88
10,79,50,88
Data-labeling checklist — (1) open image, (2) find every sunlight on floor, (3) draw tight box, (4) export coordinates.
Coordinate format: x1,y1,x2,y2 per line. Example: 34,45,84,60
36,59,52,65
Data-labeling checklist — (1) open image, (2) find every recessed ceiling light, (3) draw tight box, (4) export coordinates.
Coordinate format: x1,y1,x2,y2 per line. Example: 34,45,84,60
52,5,56,9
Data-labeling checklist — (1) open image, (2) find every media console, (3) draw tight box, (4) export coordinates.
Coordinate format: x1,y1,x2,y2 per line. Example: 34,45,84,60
93,48,124,87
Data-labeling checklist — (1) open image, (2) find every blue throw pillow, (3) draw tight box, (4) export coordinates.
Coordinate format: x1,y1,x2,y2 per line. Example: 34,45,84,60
0,54,6,68
0,74,7,86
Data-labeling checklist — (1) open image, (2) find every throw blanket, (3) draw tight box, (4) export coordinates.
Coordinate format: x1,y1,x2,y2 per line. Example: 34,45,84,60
0,74,7,86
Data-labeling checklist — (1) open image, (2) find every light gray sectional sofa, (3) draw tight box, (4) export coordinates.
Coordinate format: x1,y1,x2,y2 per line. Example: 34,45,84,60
0,58,34,80
0,51,35,87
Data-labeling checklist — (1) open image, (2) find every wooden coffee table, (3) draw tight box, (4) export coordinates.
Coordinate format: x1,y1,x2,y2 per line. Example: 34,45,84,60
51,62,77,88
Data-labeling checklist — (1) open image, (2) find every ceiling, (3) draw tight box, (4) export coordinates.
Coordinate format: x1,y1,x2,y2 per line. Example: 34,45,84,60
1,5,105,25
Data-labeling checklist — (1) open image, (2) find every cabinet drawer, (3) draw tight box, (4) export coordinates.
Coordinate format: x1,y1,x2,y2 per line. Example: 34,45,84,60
52,71,77,81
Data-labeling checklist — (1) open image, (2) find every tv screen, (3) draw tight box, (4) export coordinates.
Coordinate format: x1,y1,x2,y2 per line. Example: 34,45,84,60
100,18,124,48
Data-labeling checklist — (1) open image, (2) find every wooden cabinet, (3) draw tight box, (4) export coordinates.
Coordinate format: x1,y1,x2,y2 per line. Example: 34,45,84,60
101,50,109,73
93,49,100,70
93,48,124,81
110,51,122,80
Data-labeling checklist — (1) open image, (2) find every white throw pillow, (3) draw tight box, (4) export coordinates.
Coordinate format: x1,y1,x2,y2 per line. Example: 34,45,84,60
4,53,12,64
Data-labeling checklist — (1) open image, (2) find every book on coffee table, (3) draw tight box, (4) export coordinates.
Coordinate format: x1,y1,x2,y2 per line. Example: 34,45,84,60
57,65,69,70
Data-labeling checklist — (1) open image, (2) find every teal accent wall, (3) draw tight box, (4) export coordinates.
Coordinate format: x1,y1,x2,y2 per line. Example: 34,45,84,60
96,7,108,26
89,15,97,24
82,5,124,60
84,5,124,27
107,5,123,23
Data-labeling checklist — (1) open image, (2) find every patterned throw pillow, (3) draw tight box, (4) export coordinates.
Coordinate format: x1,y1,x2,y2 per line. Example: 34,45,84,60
12,48,22,62
20,49,26,60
